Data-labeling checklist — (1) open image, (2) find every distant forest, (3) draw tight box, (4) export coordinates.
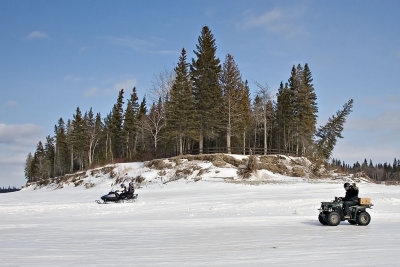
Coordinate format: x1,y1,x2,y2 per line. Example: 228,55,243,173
0,186,20,193
25,26,355,184
331,158,400,183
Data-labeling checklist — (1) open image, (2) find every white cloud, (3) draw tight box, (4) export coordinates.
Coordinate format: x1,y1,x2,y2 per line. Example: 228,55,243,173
0,123,42,144
332,108,400,164
0,123,43,187
102,36,177,54
4,100,17,107
360,94,400,107
333,139,399,165
239,6,308,38
79,46,89,53
26,30,49,40
346,110,400,132
242,8,282,29
64,75,82,82
114,79,136,92
83,87,99,97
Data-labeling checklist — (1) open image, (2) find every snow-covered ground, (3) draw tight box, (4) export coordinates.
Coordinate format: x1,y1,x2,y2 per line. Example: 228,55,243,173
1,159,400,266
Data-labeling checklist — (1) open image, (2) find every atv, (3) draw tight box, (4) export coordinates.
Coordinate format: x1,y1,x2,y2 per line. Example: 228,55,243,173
95,190,138,204
318,197,373,226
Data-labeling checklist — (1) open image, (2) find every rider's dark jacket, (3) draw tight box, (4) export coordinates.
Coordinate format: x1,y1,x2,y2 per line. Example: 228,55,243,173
344,185,359,202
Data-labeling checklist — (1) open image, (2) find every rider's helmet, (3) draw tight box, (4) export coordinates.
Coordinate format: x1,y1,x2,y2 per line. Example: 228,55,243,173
344,182,351,188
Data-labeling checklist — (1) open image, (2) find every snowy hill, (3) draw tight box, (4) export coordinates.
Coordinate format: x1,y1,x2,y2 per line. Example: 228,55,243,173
24,154,369,191
2,154,399,266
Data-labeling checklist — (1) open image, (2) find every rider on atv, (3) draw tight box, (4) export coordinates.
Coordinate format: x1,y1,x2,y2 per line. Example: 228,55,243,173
341,182,359,219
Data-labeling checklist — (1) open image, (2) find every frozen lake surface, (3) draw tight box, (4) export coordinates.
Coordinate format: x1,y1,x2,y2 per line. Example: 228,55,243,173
1,180,400,266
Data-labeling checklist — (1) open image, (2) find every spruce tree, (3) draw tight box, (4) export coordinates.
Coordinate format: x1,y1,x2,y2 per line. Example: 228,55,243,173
44,135,55,178
54,118,69,176
315,99,354,159
135,97,147,153
103,112,113,162
110,89,125,159
122,88,139,160
220,54,246,154
288,65,301,154
276,81,292,153
71,107,88,170
191,26,222,154
297,63,318,156
276,64,318,156
30,141,47,181
24,152,33,182
166,48,196,155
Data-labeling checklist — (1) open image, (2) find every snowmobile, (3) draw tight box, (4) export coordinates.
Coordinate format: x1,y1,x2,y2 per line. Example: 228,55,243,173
318,197,373,226
96,183,138,204
95,190,138,204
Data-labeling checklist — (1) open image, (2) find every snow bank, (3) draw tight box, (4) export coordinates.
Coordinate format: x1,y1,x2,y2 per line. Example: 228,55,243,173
23,154,368,192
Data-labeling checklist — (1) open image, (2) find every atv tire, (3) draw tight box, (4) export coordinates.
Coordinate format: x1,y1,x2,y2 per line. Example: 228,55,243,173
357,211,371,226
318,213,328,225
327,211,341,226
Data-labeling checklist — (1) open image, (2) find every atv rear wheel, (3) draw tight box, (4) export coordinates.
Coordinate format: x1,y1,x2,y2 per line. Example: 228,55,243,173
318,213,328,225
357,211,371,226
327,211,341,226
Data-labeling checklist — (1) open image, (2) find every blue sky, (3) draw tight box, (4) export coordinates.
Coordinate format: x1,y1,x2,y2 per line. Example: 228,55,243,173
1,0,399,186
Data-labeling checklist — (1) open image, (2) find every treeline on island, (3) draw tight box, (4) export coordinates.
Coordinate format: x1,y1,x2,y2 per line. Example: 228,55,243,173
331,158,400,183
24,26,354,183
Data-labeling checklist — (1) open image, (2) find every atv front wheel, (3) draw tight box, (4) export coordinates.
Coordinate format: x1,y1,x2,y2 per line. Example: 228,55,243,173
318,213,328,225
327,211,341,226
357,211,371,226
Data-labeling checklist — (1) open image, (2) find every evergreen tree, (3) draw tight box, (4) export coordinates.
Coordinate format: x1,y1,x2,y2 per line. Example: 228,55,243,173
135,97,147,153
287,65,301,154
24,152,33,182
66,119,74,172
122,88,139,160
191,26,222,153
166,48,196,155
276,64,318,156
110,89,125,160
220,54,246,154
297,63,318,156
103,112,113,162
71,107,88,170
276,82,292,152
315,99,354,159
123,98,135,160
44,135,55,178
30,141,46,181
54,118,69,176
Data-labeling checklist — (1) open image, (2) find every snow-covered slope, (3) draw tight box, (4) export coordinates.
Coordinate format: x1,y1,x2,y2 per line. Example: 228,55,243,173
1,155,399,266
23,154,369,191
